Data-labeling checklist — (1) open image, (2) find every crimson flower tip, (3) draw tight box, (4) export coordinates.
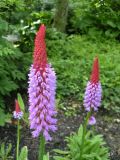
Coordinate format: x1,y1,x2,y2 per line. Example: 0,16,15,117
13,100,23,119
90,57,99,84
33,24,47,69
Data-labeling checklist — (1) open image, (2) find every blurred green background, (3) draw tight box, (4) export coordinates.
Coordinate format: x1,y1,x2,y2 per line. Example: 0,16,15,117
0,0,120,125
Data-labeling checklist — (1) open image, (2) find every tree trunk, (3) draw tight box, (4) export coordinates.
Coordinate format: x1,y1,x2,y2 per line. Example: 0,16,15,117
53,0,69,32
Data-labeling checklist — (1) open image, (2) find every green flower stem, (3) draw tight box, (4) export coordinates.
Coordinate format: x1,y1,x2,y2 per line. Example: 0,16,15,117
16,120,20,160
92,125,95,136
80,110,92,160
38,134,45,160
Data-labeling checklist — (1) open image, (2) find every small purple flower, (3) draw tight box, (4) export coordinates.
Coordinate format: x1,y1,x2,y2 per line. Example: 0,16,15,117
13,100,23,120
84,58,102,112
89,116,96,125
28,25,57,141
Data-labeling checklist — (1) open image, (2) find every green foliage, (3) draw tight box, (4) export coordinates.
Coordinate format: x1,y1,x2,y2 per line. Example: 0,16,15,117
0,108,11,126
15,0,120,113
18,146,28,160
47,30,120,112
43,153,50,160
18,10,53,52
0,143,13,160
17,93,25,112
0,18,8,33
54,125,109,160
0,39,31,103
0,17,31,126
69,0,120,39
0,0,25,24
0,0,119,118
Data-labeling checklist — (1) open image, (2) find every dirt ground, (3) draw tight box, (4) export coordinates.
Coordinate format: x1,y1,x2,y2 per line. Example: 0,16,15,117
0,109,120,160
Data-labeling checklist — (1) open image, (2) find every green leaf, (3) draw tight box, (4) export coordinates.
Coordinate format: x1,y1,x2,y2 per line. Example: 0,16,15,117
0,108,11,126
0,143,5,158
43,153,49,160
18,146,28,160
17,93,25,112
0,143,12,159
107,21,116,28
53,156,68,160
6,143,12,157
54,149,69,155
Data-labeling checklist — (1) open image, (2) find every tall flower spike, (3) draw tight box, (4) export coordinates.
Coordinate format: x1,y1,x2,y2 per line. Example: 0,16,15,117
28,24,57,141
13,100,23,119
83,57,102,112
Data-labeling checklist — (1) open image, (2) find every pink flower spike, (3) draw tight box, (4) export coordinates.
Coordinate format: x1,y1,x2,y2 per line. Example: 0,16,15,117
83,57,102,112
13,100,23,119
28,24,57,141
89,116,96,125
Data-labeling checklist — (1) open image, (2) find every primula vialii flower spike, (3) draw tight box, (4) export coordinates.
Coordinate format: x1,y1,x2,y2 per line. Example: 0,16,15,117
13,100,23,119
28,24,57,141
84,57,102,113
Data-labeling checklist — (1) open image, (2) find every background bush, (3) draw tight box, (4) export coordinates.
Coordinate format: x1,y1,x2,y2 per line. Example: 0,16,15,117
0,0,120,120
46,30,120,113
68,0,120,40
0,17,31,125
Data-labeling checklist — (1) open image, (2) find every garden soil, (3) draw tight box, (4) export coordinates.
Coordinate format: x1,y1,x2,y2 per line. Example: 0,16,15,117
0,109,120,160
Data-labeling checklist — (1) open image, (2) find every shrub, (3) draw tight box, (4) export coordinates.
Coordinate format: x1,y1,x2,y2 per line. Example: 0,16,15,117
0,18,31,125
68,0,120,39
46,30,120,112
0,38,31,107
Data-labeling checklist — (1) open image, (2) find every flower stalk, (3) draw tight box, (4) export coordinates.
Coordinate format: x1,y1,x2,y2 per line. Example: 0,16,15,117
38,134,45,160
16,120,20,160
80,110,91,160
13,99,23,160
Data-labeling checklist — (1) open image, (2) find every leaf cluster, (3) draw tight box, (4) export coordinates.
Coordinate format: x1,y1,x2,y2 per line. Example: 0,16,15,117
0,143,13,160
0,108,11,126
0,17,31,126
54,125,109,160
18,146,28,160
68,0,120,39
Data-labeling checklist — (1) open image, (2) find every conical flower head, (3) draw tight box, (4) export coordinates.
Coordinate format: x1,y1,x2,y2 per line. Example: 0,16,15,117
33,24,47,70
28,24,57,141
83,57,102,112
90,57,99,83
13,100,23,119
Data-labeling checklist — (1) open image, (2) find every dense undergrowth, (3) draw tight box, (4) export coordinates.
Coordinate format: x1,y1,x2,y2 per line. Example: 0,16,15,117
47,32,120,113
0,0,120,126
